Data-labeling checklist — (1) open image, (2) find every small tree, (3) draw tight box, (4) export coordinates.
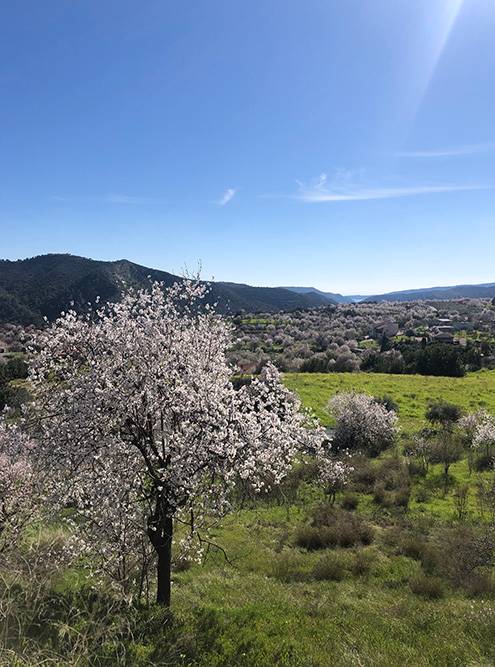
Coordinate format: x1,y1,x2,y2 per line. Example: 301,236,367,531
460,410,495,471
0,419,39,557
329,392,398,457
318,458,353,504
472,412,495,460
29,280,325,606
426,401,461,429
428,431,462,494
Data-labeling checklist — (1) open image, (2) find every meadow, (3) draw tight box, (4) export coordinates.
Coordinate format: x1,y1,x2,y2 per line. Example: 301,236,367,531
3,369,495,666
4,465,495,667
284,370,495,432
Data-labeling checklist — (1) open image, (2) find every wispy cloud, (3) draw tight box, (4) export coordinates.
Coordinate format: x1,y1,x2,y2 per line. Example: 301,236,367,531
286,172,489,203
216,188,237,206
397,142,495,158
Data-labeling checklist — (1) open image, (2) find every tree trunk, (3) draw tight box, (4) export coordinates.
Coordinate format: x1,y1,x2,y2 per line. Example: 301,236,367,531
148,501,174,607
155,515,173,606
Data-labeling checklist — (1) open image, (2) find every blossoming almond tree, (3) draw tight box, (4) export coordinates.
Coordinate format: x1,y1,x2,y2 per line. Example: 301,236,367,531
329,392,398,457
29,280,325,606
0,419,38,557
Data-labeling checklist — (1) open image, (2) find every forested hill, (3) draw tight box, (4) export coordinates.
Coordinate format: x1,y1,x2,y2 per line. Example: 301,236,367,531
365,283,495,302
0,254,332,325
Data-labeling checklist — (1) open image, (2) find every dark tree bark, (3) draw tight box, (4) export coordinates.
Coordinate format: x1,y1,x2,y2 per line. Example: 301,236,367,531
148,498,174,607
156,516,173,606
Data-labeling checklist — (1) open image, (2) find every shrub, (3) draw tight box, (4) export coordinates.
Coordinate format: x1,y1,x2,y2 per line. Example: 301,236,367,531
372,457,411,509
415,488,429,504
341,493,359,511
309,504,373,548
350,457,377,493
394,487,411,509
409,574,445,600
373,482,386,505
350,550,375,577
426,401,462,426
311,553,346,581
463,572,495,598
474,453,494,472
294,525,337,551
329,392,398,457
436,526,495,582
271,550,307,582
396,534,439,572
374,394,399,413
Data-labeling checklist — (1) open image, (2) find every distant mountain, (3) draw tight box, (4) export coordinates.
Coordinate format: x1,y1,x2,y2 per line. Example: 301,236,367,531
0,254,331,326
365,283,495,303
282,287,367,304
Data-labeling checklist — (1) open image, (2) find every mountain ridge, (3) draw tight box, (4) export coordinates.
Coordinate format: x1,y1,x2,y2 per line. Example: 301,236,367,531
364,282,495,302
0,254,331,325
281,287,366,304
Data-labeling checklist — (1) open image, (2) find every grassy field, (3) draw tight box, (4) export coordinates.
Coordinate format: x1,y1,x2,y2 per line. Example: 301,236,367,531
4,370,495,665
5,485,495,667
284,370,495,432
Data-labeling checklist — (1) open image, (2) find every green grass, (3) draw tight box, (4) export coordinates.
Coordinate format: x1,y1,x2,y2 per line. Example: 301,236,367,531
4,370,495,665
284,370,495,432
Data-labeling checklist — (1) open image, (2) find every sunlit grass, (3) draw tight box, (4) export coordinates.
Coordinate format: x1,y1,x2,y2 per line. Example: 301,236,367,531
284,370,495,432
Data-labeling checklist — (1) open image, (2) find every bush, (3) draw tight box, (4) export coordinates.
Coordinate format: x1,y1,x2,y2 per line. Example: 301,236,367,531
329,392,398,457
426,400,462,426
350,458,377,493
474,453,494,472
374,394,399,413
271,550,307,582
294,525,337,551
311,553,346,581
341,493,359,511
309,504,373,548
350,550,375,577
396,533,439,572
409,574,445,599
435,526,495,582
372,457,411,509
394,487,411,508
463,572,495,598
415,487,429,504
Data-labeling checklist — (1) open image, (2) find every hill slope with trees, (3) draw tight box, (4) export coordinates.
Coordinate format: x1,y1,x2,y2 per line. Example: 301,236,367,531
0,254,331,325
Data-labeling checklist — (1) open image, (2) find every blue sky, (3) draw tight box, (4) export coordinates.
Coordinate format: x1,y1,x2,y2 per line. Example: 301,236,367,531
1,0,495,294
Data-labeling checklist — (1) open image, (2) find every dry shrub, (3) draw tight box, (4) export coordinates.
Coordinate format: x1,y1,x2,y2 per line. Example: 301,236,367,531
409,574,445,600
311,553,346,581
296,505,373,551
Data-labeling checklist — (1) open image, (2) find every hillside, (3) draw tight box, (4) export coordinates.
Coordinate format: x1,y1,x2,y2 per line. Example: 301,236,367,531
365,282,495,302
281,286,367,304
0,254,330,325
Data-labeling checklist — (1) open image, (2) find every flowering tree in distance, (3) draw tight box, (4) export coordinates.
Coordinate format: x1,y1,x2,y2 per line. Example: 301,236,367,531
329,392,398,457
0,419,38,557
29,280,324,606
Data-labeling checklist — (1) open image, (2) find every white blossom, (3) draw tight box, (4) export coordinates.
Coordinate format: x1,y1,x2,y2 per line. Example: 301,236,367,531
29,279,326,604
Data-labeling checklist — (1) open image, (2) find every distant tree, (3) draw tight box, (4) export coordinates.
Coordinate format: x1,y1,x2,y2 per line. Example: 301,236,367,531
0,420,39,556
428,431,463,493
467,411,495,464
380,334,391,353
318,458,353,504
416,344,465,377
426,401,462,429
